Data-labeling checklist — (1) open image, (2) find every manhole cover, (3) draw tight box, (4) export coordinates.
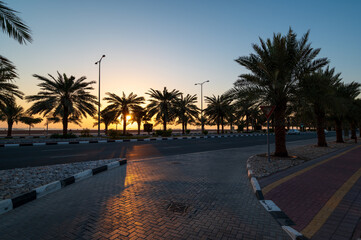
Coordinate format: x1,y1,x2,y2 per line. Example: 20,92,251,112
167,202,189,213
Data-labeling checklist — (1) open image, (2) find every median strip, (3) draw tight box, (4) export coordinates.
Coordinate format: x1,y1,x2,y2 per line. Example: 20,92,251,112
0,133,273,148
0,158,127,215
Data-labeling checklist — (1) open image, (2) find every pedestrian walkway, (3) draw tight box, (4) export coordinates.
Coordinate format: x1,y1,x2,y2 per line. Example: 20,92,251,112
0,146,289,240
260,145,361,240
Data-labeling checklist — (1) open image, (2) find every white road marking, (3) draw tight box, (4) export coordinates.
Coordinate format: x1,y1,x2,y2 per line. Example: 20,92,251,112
50,154,87,158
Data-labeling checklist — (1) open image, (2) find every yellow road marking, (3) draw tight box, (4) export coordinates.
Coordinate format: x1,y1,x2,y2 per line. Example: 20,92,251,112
302,167,361,238
262,145,361,195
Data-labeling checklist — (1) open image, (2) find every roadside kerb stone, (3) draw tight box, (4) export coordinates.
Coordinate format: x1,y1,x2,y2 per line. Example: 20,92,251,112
0,199,12,215
35,181,61,198
0,158,127,216
246,157,307,240
0,133,273,148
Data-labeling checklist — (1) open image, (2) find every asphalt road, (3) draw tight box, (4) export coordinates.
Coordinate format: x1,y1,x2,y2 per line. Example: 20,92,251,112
0,132,336,170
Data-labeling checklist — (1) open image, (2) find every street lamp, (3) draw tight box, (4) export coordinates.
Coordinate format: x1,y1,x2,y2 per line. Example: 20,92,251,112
95,55,106,137
195,80,210,133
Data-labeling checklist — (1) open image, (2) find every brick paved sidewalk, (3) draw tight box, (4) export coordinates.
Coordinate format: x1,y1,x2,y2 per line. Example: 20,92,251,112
0,146,289,240
260,145,361,240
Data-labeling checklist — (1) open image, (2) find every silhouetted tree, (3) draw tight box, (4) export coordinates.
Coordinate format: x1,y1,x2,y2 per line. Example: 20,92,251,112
103,92,145,135
174,94,199,134
299,67,341,146
146,87,181,131
235,28,328,156
26,72,97,135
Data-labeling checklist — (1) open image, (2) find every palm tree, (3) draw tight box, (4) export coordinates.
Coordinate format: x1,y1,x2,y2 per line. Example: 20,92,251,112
20,116,42,135
103,92,145,135
299,67,341,147
26,72,97,135
0,1,32,44
93,109,118,135
330,82,361,143
235,28,328,156
131,105,147,135
174,94,199,134
0,1,30,108
348,99,361,142
204,94,231,134
0,101,25,137
146,87,181,131
0,56,24,108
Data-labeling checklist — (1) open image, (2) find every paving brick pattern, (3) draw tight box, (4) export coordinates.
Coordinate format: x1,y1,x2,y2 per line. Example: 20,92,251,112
0,148,289,240
312,176,361,240
262,146,361,239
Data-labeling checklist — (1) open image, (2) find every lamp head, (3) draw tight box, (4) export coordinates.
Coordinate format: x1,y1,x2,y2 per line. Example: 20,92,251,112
206,80,210,82
102,55,106,58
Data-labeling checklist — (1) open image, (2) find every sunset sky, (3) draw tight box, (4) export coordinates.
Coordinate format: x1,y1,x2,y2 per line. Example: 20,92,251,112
2,0,361,130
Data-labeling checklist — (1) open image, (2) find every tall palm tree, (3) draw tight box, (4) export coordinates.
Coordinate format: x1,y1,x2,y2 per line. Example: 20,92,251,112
235,28,328,156
331,82,361,142
0,1,32,44
299,67,341,147
0,56,23,108
204,94,231,134
131,105,147,135
26,72,98,135
0,101,25,137
174,94,199,134
146,87,181,131
103,92,145,135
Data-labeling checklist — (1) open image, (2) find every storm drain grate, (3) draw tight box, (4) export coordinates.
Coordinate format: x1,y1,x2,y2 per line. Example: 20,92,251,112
167,202,189,213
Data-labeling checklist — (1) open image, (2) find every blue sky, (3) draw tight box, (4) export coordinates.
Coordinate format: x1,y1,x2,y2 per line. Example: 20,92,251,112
2,0,361,129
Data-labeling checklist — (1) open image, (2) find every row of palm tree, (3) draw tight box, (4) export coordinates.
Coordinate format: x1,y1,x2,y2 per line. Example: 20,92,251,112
233,28,361,157
1,1,360,159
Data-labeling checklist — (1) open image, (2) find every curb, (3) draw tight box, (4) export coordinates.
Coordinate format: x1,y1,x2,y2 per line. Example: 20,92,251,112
0,158,127,216
0,133,273,148
246,159,308,240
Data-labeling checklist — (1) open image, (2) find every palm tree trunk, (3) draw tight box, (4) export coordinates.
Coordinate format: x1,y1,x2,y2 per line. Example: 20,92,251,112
62,107,68,136
7,120,13,137
335,119,343,143
182,120,185,134
274,103,288,157
137,120,141,135
351,122,357,140
123,117,127,135
217,118,220,134
105,124,108,135
221,116,224,134
315,109,327,147
246,114,249,132
287,117,290,131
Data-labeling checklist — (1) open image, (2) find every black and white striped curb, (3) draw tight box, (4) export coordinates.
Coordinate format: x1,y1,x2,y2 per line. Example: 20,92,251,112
0,158,127,216
0,133,274,148
246,162,308,240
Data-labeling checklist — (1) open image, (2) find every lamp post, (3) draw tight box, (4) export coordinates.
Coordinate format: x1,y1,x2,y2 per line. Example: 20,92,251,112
95,55,105,137
195,80,209,133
